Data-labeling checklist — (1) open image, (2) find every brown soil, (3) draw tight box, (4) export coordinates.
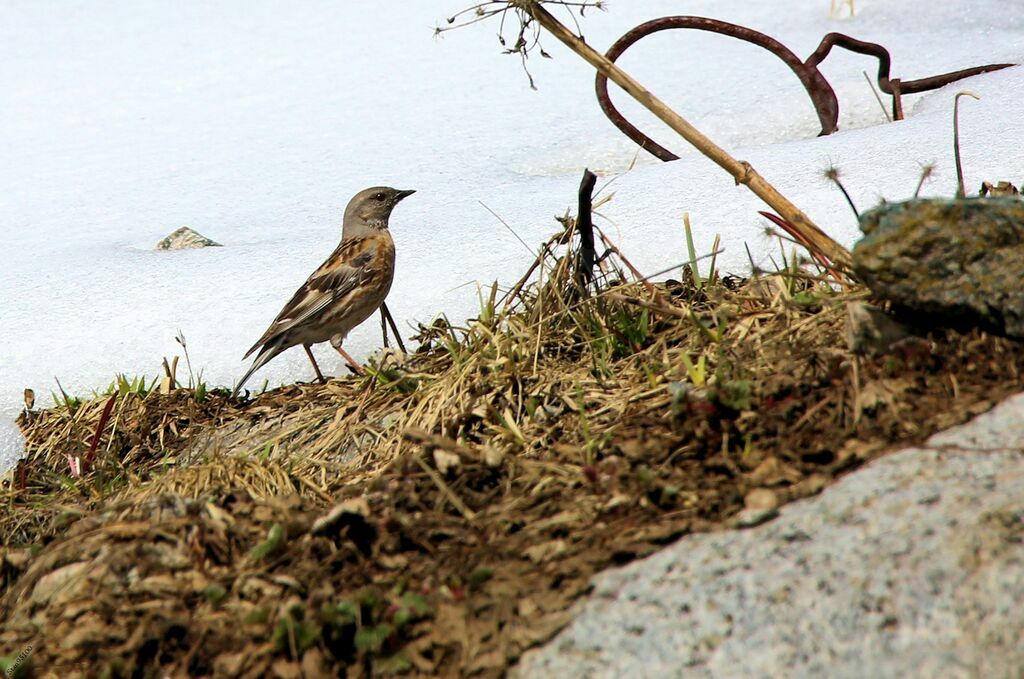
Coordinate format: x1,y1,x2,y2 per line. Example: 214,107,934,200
2,250,1023,677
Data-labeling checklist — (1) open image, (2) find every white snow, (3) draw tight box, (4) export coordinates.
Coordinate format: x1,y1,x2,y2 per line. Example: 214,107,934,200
2,0,1022,471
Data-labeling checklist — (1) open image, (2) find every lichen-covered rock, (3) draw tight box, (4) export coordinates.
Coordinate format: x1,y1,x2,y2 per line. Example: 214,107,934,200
154,226,222,250
852,198,1024,337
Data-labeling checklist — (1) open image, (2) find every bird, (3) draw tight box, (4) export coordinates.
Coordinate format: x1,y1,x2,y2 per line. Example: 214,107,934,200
232,186,415,396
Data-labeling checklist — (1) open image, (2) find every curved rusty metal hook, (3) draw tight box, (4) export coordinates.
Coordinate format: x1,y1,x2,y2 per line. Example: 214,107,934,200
805,32,1014,95
596,16,840,162
596,16,1016,162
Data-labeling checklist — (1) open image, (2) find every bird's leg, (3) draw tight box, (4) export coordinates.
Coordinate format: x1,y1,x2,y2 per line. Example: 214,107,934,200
334,345,364,375
303,345,327,384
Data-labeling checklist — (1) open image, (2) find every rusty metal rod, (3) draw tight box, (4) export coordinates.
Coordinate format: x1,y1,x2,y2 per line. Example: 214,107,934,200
596,17,1015,159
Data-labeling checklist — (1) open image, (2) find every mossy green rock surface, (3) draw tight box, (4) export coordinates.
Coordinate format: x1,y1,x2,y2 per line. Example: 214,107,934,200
853,198,1024,337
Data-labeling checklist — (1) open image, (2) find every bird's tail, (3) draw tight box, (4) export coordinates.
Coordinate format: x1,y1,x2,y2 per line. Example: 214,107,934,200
232,343,284,398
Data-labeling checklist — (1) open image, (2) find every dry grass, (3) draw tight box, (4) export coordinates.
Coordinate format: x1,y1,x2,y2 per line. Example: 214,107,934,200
2,208,1023,676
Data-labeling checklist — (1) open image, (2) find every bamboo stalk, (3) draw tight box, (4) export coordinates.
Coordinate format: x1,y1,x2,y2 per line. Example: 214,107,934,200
525,2,852,271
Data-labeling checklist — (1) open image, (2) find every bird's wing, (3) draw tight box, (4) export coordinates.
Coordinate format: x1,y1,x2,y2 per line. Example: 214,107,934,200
243,238,377,358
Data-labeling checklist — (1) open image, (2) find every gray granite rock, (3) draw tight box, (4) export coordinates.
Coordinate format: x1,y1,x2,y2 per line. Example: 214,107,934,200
514,393,1024,679
853,198,1024,337
154,226,221,250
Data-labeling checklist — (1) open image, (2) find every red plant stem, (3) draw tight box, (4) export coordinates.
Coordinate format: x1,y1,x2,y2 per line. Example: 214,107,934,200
83,390,119,472
759,211,845,284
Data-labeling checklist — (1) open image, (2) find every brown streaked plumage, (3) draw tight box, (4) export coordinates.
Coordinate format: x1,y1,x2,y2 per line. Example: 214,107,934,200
233,186,414,396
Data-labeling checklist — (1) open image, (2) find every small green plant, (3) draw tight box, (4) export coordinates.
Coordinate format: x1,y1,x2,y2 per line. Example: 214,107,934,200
390,592,430,629
354,623,392,654
790,290,823,311
573,383,597,465
321,600,358,627
712,378,753,412
317,586,435,665
475,281,499,330
441,330,465,368
0,645,32,679
51,378,81,413
257,442,274,460
680,353,708,387
468,565,495,586
203,584,227,605
488,404,526,450
243,606,271,625
684,212,701,284
688,309,725,343
273,604,319,657
247,523,284,562
363,364,419,394
113,373,157,398
611,307,650,357
682,213,720,288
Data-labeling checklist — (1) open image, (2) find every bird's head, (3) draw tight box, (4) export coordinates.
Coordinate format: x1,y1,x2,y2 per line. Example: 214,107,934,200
343,186,415,237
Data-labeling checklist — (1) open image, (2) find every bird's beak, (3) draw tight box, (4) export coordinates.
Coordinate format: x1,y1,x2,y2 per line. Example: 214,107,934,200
394,189,416,202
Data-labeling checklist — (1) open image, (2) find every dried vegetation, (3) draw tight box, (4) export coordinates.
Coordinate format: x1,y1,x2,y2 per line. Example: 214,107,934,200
3,201,1023,677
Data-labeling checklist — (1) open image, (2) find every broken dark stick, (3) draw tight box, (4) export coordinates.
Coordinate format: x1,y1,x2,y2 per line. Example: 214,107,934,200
576,169,598,291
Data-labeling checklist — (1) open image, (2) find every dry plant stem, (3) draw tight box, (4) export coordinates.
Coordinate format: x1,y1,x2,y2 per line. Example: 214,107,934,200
827,170,859,218
953,90,980,199
758,211,847,287
82,390,119,473
499,233,564,313
863,70,892,122
525,3,852,271
161,357,179,390
413,454,477,521
595,227,659,298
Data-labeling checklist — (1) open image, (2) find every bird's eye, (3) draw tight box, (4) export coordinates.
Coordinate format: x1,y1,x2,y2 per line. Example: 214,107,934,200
375,192,386,201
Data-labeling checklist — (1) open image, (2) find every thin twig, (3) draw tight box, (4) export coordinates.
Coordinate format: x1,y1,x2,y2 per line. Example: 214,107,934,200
863,70,892,122
481,201,538,256
953,90,980,199
824,165,859,218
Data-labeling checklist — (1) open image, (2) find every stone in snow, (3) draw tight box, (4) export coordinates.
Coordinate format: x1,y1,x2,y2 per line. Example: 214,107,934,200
154,227,222,251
